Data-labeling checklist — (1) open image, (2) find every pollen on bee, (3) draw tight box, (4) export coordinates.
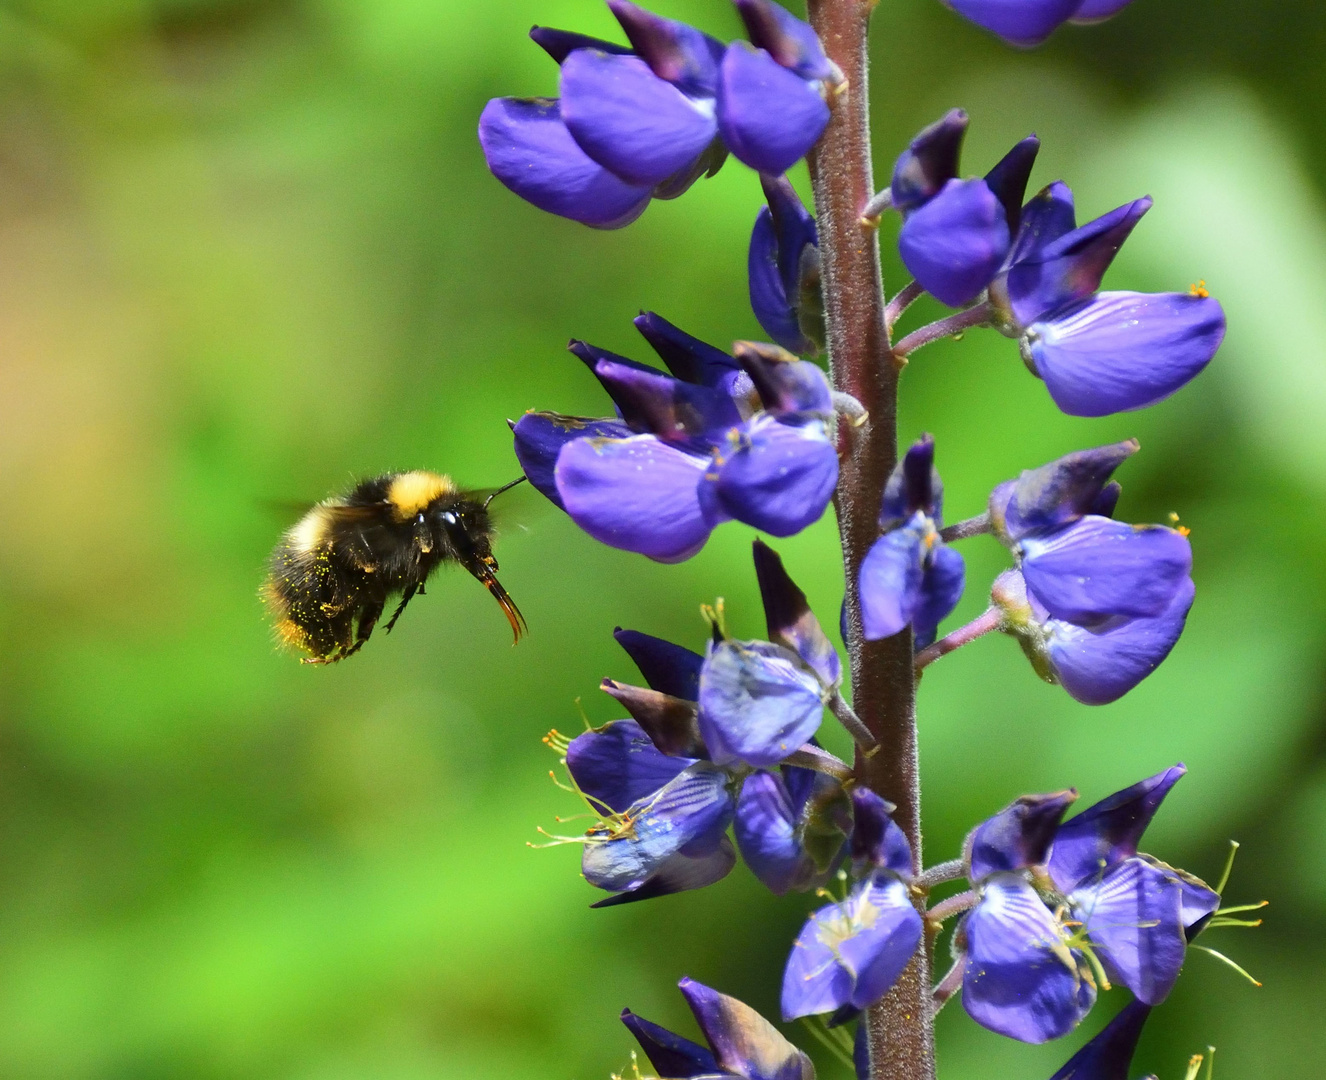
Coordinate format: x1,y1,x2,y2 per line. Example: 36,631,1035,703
1189,279,1210,298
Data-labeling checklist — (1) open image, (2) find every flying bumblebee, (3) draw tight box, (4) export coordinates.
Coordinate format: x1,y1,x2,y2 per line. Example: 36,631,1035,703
263,471,527,664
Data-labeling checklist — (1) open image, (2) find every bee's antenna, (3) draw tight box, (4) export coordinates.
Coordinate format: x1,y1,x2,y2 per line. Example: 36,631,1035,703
484,475,528,510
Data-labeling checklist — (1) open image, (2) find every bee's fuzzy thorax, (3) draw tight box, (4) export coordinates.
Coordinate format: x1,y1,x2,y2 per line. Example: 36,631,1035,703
386,471,455,521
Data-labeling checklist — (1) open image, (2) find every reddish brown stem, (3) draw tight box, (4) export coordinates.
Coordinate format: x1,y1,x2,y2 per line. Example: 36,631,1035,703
804,1,934,1077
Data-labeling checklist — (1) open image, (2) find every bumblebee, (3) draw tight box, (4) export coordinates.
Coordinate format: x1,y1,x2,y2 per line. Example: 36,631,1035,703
263,471,526,663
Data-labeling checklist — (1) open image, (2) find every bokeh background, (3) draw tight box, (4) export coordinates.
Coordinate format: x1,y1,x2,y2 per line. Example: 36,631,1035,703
0,0,1321,1076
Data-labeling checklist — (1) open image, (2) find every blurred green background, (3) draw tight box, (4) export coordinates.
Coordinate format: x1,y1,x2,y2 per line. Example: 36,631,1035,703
0,0,1320,1076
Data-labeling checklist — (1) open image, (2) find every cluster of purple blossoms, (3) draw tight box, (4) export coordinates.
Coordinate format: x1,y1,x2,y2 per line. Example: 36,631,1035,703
512,315,839,562
479,0,843,228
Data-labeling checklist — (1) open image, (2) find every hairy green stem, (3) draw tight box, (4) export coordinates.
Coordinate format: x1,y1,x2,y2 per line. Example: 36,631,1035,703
805,1,935,1077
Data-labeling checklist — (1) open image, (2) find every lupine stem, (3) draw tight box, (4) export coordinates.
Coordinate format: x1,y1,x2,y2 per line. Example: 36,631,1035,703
829,691,878,751
916,858,965,891
892,302,992,359
885,280,925,330
805,1,935,1077
860,186,893,226
931,957,965,1012
915,607,1004,671
925,889,977,925
938,512,992,543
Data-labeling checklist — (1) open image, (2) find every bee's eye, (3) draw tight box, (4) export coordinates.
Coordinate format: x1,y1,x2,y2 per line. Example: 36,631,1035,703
439,511,458,526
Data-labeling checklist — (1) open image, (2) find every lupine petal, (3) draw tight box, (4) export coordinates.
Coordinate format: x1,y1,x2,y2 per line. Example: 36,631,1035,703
717,43,830,175
858,517,928,640
913,543,966,649
891,108,968,212
529,26,632,65
567,719,696,813
709,415,838,537
898,177,1010,307
607,0,726,98
1006,198,1151,327
735,348,833,416
1025,291,1226,417
621,1008,721,1079
592,834,737,906
750,206,804,352
984,135,1040,234
850,788,914,877
556,434,716,562
600,679,707,758
944,0,1082,47
581,763,735,894
749,175,820,355
733,0,840,84
1005,180,1077,268
635,311,745,394
753,538,840,687
614,627,705,701
1020,516,1192,622
734,769,809,895
1069,0,1136,23
1047,764,1186,893
581,352,743,440
698,640,824,768
962,874,1095,1043
880,435,941,526
681,978,816,1080
1071,857,1186,1005
511,411,632,509
1001,439,1140,540
968,790,1078,878
560,51,718,187
1044,578,1194,706
1046,999,1152,1080
478,97,652,228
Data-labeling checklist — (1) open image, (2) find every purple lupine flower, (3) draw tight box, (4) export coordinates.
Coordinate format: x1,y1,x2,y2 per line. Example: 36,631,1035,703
1045,999,1152,1080
514,318,838,561
622,978,815,1080
749,174,822,354
480,2,841,228
781,790,924,1020
988,441,1194,703
734,763,850,895
1046,765,1220,1005
989,182,1226,416
890,110,1039,307
956,790,1098,1043
720,0,844,174
859,435,966,646
941,0,1136,48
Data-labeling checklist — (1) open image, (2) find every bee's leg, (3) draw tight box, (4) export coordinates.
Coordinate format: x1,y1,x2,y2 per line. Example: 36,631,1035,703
383,584,419,634
343,596,386,659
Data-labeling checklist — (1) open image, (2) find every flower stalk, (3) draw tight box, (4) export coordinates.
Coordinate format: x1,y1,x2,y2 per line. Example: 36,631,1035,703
805,0,935,1075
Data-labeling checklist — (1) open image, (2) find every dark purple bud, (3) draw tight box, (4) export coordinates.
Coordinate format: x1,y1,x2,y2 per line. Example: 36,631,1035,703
781,874,924,1018
613,628,704,701
961,875,1095,1042
897,177,1010,307
998,439,1140,539
634,311,744,392
573,346,742,440
511,411,632,509
529,25,632,65
555,433,718,562
1005,197,1152,328
566,719,695,813
881,434,941,525
944,0,1083,48
1046,999,1151,1080
967,790,1078,879
732,0,842,84
560,50,720,187
606,0,726,98
849,788,913,876
753,539,841,687
680,978,816,1080
717,42,831,175
890,109,968,212
983,135,1039,234
749,175,821,354
1047,765,1186,891
1024,290,1225,417
478,97,652,228
601,679,708,759
621,1008,720,1079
